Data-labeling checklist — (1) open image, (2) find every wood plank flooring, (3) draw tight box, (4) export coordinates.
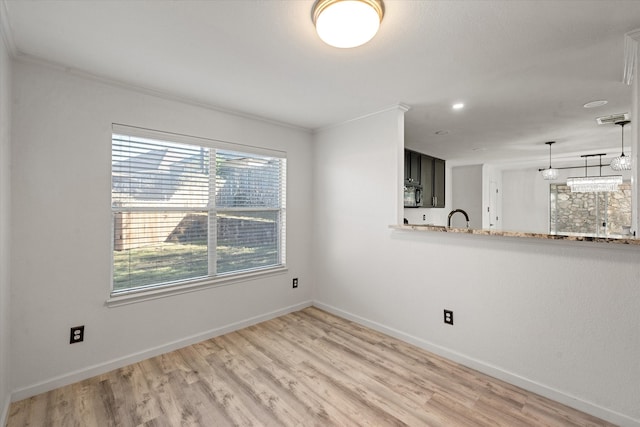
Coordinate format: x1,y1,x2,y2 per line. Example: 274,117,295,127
7,307,616,426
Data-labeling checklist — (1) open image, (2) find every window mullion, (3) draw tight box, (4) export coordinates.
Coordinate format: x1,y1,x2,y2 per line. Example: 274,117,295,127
208,149,217,276
281,158,287,265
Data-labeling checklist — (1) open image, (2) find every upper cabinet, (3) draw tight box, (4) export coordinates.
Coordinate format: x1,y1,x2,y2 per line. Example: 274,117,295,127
404,150,422,185
404,149,446,208
421,155,446,208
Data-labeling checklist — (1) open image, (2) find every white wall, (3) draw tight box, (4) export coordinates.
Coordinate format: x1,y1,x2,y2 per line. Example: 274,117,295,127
9,59,314,398
0,22,12,424
452,165,482,229
501,167,550,233
313,109,640,426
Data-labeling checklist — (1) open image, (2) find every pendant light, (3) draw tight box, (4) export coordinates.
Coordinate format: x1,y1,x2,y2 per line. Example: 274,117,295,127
610,120,632,171
312,0,384,48
567,154,622,192
541,141,559,180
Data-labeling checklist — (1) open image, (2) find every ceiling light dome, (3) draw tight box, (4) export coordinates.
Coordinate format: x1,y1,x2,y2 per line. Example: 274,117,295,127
312,0,384,48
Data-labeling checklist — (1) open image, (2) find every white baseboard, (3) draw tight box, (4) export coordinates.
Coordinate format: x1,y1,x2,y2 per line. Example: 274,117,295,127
9,299,638,427
11,300,313,402
313,301,640,427
1,393,10,427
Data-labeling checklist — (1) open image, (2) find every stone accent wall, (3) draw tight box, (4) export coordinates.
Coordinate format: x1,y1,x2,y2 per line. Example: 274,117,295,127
550,183,632,236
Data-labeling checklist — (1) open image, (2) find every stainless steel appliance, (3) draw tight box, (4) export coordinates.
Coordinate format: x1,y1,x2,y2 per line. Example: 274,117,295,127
404,183,423,207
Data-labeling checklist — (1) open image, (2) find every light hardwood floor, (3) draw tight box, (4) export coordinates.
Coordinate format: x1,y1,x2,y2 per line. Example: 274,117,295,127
7,307,616,426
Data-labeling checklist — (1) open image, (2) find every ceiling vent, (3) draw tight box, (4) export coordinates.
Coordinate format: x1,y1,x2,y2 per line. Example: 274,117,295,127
596,112,629,125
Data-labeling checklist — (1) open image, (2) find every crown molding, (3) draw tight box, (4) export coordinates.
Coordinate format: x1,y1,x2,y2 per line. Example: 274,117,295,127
15,52,411,137
0,0,17,56
313,103,411,133
623,28,640,85
14,53,312,134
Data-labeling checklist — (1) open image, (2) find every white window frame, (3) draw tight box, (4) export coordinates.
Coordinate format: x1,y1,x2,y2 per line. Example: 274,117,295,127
108,124,287,306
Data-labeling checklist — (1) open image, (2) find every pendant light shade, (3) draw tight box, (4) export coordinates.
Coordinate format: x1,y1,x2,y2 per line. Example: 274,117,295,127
610,120,632,171
541,168,559,180
567,175,623,192
312,0,384,48
541,141,559,180
610,155,632,171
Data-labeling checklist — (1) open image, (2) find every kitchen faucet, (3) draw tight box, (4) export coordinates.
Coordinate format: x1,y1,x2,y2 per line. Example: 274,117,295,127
447,209,470,228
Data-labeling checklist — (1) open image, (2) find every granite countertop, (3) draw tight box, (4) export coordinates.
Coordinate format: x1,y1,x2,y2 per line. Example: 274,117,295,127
390,224,640,246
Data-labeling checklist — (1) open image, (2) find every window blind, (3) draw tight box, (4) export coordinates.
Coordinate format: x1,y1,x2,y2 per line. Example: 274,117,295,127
111,129,286,294
215,151,285,274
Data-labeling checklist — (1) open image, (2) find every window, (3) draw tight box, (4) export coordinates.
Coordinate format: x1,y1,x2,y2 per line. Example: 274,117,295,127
111,126,286,295
549,182,631,237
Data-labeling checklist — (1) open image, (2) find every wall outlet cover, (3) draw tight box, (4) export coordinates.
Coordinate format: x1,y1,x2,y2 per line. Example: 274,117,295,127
70,325,85,344
444,310,454,325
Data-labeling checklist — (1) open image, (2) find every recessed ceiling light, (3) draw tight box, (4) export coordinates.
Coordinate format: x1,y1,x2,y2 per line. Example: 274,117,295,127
452,103,464,110
435,130,450,135
583,100,608,108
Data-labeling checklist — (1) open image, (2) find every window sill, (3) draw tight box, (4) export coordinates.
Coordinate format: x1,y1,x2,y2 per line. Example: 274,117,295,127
106,266,288,308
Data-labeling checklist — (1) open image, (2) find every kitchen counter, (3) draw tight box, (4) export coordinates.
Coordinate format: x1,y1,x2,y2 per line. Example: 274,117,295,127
391,224,640,246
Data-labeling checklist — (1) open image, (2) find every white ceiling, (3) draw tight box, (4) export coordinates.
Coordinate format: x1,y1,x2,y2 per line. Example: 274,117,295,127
3,0,640,167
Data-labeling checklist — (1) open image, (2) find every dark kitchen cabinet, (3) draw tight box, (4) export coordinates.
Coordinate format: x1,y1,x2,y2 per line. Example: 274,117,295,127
404,150,421,185
404,149,446,208
433,157,446,208
420,154,446,208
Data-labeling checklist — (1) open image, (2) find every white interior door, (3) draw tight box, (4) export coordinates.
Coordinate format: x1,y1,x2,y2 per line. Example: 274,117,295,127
488,181,501,230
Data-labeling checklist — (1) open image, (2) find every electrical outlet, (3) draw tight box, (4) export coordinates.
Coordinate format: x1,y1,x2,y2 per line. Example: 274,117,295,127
444,310,454,325
70,325,85,344
423,214,426,221
292,278,299,289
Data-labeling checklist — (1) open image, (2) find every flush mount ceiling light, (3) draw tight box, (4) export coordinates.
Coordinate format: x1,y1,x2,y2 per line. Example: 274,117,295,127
567,154,622,192
312,0,384,48
610,120,632,171
541,141,559,180
452,103,465,110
